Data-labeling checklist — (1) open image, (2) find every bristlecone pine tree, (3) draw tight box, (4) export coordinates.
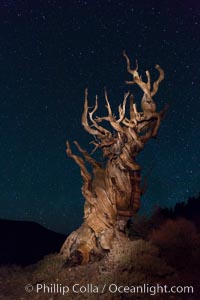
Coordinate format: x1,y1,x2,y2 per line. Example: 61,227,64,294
60,51,168,265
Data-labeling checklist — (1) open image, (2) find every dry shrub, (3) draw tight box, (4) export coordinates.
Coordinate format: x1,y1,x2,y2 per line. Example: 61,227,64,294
106,239,174,286
32,253,65,282
149,218,200,269
128,216,153,239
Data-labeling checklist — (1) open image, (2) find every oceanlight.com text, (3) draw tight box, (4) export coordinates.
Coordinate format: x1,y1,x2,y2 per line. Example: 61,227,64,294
25,282,194,296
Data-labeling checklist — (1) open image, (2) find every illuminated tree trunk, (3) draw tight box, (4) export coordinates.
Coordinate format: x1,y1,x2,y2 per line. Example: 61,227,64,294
60,52,168,264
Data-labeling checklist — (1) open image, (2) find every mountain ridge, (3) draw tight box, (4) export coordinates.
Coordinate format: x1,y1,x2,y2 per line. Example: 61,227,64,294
0,219,67,266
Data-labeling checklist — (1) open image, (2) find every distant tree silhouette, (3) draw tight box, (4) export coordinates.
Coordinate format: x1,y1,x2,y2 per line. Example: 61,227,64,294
128,194,200,239
150,193,200,231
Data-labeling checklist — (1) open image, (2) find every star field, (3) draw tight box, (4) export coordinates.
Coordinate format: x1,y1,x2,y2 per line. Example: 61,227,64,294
0,0,200,233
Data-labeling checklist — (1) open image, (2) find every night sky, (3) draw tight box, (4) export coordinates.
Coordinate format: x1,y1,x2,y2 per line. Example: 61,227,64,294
0,0,200,234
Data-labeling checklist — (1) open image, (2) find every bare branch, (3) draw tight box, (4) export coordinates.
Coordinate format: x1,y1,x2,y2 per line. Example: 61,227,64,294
66,141,91,182
82,89,104,137
122,117,136,128
151,65,164,97
122,95,139,129
117,91,129,123
145,70,151,90
123,51,152,99
127,127,144,147
129,94,135,120
89,141,100,155
104,88,113,117
95,89,125,133
123,50,139,80
73,141,101,169
89,95,111,137
123,52,164,102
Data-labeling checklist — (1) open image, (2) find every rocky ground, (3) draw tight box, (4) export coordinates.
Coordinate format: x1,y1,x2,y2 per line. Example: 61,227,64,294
0,238,199,300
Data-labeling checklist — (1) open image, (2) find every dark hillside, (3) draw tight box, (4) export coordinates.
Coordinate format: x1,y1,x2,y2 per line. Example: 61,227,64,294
0,219,66,266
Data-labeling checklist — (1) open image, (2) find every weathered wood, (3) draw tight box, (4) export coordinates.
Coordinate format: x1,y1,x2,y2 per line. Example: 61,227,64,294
60,52,168,265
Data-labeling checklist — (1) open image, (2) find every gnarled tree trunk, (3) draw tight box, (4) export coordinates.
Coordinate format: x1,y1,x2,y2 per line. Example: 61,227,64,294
60,52,168,265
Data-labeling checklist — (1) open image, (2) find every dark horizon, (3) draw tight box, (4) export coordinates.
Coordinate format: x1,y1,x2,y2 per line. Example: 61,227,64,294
0,0,200,234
